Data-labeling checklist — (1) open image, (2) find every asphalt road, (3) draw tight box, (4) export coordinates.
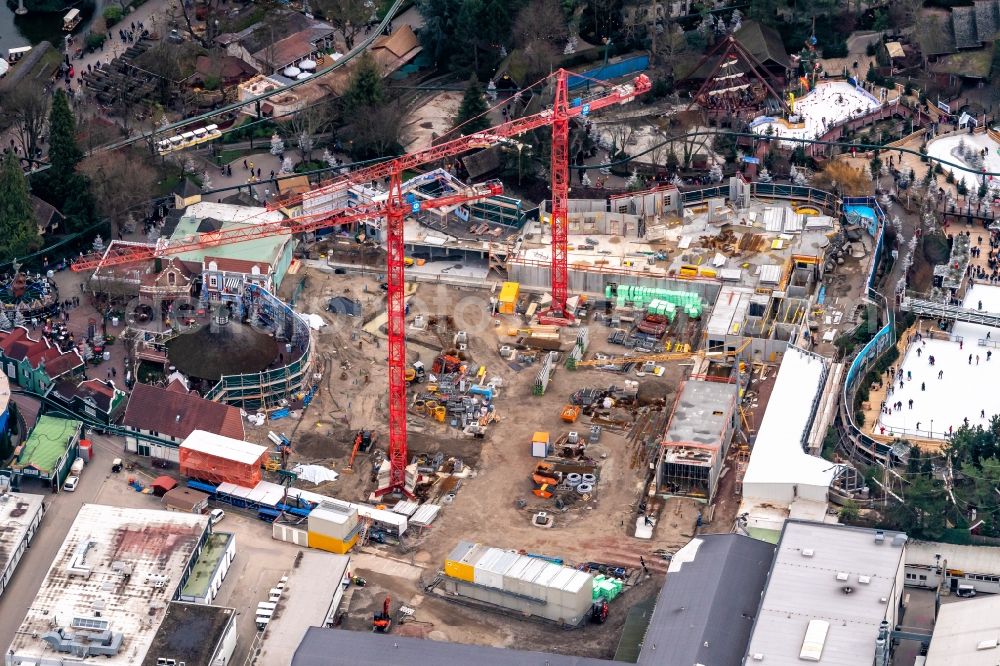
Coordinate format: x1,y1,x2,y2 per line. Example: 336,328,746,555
0,433,125,650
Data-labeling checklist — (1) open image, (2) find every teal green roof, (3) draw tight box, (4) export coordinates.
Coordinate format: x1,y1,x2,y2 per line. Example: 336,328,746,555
171,215,289,267
17,415,80,474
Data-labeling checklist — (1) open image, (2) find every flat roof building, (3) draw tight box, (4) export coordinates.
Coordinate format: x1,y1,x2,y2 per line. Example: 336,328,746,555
905,540,1000,595
925,596,1000,665
638,533,774,666
255,551,351,664
740,346,837,540
140,602,238,666
0,487,45,598
5,504,213,666
9,415,82,489
657,379,739,502
743,521,907,666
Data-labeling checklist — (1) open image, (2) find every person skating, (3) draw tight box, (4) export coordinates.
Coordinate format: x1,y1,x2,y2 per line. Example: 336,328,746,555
909,399,914,409
938,369,944,379
970,353,973,364
921,382,925,391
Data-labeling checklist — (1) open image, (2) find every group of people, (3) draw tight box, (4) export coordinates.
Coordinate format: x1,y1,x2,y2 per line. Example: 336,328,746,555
877,329,996,438
967,228,1000,285
113,21,147,47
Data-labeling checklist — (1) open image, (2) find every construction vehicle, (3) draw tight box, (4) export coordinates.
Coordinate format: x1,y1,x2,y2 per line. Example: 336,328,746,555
404,361,426,384
345,430,377,472
71,70,650,498
432,354,462,374
372,595,392,633
560,405,581,423
590,600,609,624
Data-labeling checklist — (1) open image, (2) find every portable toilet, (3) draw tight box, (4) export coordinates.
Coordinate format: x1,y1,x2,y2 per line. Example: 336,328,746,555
532,432,550,458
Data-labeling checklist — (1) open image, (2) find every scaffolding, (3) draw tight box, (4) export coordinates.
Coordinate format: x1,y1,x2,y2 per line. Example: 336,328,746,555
203,284,314,409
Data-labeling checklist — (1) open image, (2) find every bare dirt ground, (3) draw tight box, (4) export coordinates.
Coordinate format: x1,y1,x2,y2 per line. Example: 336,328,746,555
271,266,710,654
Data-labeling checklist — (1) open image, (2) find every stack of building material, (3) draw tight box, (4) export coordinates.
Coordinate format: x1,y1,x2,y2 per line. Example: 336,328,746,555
592,574,623,601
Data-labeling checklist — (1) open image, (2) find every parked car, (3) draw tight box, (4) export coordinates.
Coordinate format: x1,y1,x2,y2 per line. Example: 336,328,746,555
63,475,79,492
209,508,226,525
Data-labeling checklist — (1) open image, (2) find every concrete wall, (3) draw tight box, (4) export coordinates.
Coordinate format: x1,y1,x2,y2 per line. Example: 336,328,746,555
508,262,723,302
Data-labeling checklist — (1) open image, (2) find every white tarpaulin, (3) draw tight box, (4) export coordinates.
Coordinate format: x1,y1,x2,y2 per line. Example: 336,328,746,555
292,465,339,484
304,313,326,330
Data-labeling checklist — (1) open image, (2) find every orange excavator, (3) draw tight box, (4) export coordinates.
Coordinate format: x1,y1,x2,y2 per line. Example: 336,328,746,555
345,430,377,472
373,595,392,633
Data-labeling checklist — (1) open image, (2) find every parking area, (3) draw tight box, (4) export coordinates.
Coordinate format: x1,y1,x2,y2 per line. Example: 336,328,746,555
0,436,303,666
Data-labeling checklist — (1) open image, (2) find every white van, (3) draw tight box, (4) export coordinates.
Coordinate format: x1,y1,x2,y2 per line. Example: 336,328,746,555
957,584,977,597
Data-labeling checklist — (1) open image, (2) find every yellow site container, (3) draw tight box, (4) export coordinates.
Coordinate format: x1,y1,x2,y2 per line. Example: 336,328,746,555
445,541,481,582
308,530,358,554
498,282,520,314
533,431,550,444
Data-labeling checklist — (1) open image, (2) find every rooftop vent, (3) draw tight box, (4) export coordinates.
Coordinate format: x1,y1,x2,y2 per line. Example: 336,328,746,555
841,586,855,595
874,531,885,544
801,549,815,558
976,639,998,651
892,534,908,548
751,655,764,662
836,572,849,582
858,575,872,585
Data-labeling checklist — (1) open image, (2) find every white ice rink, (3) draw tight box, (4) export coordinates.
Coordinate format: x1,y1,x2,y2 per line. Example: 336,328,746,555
879,284,1000,439
751,81,882,147
926,132,1000,187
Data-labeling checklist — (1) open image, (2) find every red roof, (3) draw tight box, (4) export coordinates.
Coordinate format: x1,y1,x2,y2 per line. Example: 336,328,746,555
203,256,272,275
0,327,83,378
122,382,245,441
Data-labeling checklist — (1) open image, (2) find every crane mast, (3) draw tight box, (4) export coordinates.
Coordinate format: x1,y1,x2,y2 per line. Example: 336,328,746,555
72,70,650,498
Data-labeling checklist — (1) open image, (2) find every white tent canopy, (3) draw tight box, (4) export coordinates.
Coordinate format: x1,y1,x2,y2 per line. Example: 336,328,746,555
298,59,317,70
283,66,301,77
742,346,838,504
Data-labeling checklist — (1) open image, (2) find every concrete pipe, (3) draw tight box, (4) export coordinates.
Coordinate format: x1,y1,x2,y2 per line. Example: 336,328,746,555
576,483,594,494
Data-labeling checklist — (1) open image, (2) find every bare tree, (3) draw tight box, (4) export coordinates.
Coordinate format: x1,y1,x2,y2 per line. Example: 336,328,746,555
605,119,640,158
314,0,371,50
513,0,569,48
2,84,49,164
284,104,330,164
80,149,159,234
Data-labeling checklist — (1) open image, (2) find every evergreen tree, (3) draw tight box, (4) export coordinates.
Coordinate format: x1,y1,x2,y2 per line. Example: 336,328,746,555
344,52,385,113
453,77,490,133
46,90,83,205
0,152,41,262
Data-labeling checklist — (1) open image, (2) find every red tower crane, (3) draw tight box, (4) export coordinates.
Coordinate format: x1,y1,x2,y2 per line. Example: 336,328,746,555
72,69,650,497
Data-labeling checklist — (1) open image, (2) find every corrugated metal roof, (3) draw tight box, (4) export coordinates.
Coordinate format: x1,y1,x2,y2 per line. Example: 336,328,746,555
763,207,784,232
391,500,419,516
410,504,440,526
758,264,783,284
181,430,267,465
906,540,1000,574
783,212,804,233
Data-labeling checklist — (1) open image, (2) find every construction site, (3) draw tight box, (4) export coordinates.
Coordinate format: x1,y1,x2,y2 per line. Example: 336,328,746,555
48,65,884,662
